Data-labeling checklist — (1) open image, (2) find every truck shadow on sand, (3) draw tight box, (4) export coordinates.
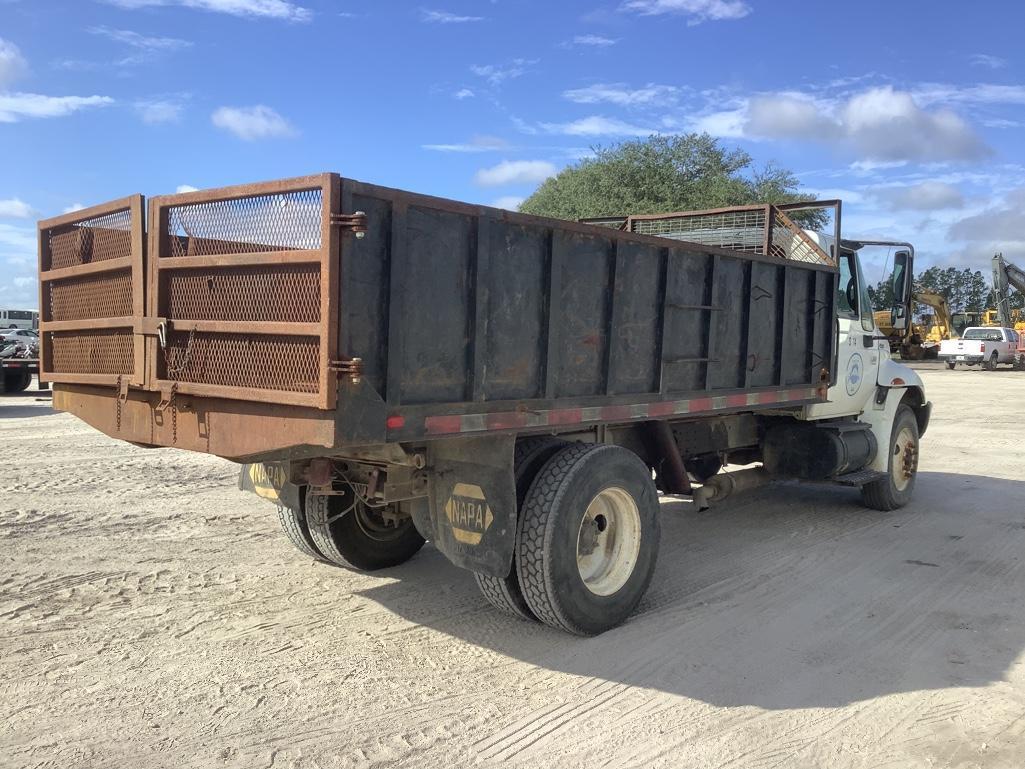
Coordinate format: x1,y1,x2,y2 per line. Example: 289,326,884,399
353,471,1025,709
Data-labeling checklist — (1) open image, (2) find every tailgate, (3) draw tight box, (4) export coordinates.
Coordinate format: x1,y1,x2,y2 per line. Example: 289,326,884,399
40,175,342,410
38,197,146,387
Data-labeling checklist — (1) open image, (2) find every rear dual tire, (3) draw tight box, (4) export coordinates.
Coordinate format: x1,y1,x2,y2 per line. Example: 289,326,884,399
277,486,425,571
515,443,660,636
473,436,568,621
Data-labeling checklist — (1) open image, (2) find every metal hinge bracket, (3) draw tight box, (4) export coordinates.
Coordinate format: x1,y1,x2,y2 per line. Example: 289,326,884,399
329,357,363,384
331,211,368,238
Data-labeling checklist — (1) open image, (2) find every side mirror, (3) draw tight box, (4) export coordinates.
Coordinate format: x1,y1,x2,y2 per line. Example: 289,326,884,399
891,250,912,304
889,249,913,331
890,303,908,331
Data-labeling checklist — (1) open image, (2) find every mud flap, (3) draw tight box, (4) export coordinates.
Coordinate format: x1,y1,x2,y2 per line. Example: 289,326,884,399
238,461,302,510
427,435,516,578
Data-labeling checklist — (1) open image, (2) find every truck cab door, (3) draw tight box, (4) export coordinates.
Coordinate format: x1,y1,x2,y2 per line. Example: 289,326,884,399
807,250,885,418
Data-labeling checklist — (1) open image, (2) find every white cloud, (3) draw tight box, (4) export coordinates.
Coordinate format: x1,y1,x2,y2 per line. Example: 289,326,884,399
569,34,617,47
563,82,678,107
969,53,1006,70
541,115,654,137
87,26,192,51
62,203,85,214
423,135,508,152
878,181,965,211
949,188,1025,244
746,93,839,140
474,160,557,187
620,0,751,24
736,87,990,163
0,38,28,87
0,198,34,218
103,0,312,22
135,98,184,123
492,195,525,210
453,87,474,100
688,108,746,138
176,184,200,193
0,93,114,123
912,82,1025,108
471,59,536,86
421,8,483,23
211,105,296,140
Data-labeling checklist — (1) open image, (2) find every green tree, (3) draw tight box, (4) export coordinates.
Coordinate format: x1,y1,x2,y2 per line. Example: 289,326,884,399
868,278,895,312
915,266,990,314
520,134,818,221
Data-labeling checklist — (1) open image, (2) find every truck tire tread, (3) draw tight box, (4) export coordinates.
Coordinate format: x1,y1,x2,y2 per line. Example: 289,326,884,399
306,492,425,571
516,443,660,635
276,490,327,562
861,404,919,511
474,436,567,621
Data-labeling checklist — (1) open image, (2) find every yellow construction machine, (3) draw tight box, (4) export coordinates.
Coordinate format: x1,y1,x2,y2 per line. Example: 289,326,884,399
875,289,956,360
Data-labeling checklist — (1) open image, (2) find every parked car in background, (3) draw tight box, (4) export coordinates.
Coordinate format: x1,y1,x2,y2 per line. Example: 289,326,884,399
1,328,38,344
938,327,1020,370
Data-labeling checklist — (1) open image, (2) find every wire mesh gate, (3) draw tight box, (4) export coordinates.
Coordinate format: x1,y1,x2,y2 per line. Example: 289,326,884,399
39,174,342,410
38,196,147,386
148,174,340,409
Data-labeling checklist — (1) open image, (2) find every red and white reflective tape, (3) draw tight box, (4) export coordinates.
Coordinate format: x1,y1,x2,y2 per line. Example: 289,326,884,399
410,385,821,437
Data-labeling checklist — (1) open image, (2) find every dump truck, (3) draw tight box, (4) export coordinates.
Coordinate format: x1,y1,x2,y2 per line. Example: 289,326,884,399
37,176,930,635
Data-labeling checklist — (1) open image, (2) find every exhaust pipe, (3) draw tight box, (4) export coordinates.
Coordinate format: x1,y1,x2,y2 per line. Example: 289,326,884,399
692,467,772,511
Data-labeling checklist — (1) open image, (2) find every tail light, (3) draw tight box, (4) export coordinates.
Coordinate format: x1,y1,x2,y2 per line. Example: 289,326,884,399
980,344,986,353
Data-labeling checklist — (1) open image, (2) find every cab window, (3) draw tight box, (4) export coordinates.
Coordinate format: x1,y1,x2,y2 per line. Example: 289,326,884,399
855,255,875,332
836,253,858,318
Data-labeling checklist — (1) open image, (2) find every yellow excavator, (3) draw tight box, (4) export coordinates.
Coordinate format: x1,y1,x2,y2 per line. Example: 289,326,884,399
991,253,1025,333
874,288,956,360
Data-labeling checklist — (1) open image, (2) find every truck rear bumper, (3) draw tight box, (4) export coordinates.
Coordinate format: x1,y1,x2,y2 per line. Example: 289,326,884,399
53,384,338,462
940,354,983,364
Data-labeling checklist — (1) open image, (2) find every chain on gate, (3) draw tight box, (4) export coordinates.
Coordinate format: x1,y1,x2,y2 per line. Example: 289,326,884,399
158,324,196,444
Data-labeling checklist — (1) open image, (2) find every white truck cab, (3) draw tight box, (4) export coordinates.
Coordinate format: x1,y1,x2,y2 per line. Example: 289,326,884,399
799,235,929,480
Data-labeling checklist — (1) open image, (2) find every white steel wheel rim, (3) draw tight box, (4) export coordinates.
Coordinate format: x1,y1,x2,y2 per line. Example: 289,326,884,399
892,426,917,492
576,486,642,596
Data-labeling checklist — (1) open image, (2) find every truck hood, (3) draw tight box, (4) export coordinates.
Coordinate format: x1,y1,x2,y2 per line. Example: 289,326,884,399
877,356,924,391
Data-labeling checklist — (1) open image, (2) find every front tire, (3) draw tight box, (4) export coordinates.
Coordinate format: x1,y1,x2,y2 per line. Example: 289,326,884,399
306,488,425,571
516,443,660,635
861,404,919,511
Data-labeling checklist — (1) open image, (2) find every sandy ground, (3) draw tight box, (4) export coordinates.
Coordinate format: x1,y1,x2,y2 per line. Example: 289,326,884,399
2,366,1025,769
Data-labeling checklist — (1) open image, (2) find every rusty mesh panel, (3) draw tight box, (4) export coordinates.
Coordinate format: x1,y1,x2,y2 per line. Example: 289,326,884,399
770,210,833,266
166,189,323,257
631,209,767,253
163,331,320,393
164,265,321,323
46,268,133,322
47,209,133,271
47,330,135,375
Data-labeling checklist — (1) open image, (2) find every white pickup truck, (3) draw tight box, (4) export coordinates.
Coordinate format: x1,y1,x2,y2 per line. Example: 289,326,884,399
939,326,1020,370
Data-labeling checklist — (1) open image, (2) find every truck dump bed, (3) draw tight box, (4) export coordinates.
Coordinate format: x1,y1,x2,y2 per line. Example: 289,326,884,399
38,174,836,461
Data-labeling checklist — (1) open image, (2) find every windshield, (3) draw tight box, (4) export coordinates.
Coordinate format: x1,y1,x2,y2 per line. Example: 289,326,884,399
963,328,1003,341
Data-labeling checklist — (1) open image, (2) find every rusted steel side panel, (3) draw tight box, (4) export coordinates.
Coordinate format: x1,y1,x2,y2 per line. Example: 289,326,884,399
41,174,838,460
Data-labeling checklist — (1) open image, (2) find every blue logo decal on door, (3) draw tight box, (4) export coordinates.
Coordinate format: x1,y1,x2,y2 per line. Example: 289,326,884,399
845,353,864,396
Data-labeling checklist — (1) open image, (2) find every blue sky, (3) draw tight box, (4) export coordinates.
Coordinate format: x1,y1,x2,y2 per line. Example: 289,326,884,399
3,0,1025,309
